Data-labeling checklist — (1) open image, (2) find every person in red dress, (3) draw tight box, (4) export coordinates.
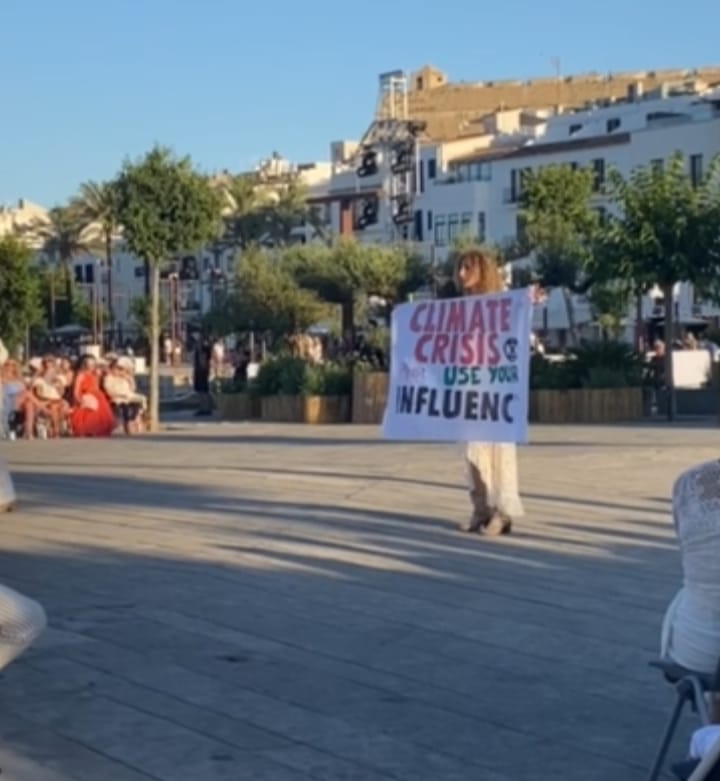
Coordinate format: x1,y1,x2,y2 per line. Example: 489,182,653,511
70,355,116,438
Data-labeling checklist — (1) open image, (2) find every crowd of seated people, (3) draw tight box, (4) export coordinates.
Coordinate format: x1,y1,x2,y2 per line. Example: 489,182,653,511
1,353,146,439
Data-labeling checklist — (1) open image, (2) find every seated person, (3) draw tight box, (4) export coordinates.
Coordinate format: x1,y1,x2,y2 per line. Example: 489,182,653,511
31,363,66,438
0,582,46,670
103,357,146,434
69,355,116,438
3,360,54,439
662,460,720,719
1,361,26,437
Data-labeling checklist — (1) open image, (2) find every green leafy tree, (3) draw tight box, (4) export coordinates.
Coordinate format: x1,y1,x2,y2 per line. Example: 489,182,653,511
520,165,600,344
283,238,411,337
597,152,720,419
129,296,170,343
207,248,327,340
70,180,120,324
114,146,223,429
0,237,42,352
587,281,632,340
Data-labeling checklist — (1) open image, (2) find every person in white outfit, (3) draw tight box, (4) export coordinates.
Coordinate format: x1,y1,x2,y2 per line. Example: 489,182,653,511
662,459,720,676
455,249,523,536
662,458,720,753
0,584,46,670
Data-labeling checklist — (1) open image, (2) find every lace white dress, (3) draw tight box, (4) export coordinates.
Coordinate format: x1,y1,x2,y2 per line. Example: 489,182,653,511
465,442,524,521
661,459,720,673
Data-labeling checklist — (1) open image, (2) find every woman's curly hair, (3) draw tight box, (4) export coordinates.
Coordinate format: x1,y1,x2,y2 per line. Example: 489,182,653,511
455,248,505,295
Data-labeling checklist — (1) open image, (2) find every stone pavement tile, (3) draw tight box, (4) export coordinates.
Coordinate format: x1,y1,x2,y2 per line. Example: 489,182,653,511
0,749,79,781
52,614,650,775
5,657,292,752
0,708,156,781
259,743,513,781
8,690,316,781
1,423,713,780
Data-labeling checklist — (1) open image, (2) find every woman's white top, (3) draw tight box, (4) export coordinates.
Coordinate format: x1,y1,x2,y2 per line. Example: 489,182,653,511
662,460,720,673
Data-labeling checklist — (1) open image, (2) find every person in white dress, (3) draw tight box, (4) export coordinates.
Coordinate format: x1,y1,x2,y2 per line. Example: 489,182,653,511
455,249,523,536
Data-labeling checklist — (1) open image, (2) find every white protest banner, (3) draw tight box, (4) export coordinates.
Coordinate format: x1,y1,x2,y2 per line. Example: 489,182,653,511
382,289,531,443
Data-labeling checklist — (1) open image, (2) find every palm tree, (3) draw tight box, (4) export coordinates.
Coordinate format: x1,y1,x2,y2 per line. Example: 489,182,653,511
70,180,119,323
30,206,91,323
212,166,326,254
213,172,267,249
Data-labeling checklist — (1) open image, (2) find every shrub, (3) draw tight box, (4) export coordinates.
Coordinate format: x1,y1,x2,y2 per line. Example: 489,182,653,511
254,356,352,397
530,341,644,390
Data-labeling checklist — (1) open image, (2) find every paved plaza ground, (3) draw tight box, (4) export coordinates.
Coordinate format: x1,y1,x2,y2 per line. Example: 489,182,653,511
0,421,717,780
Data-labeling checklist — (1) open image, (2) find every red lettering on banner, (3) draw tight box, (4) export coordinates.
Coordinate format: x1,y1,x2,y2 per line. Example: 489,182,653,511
499,297,511,331
410,331,501,366
414,334,432,363
409,303,427,333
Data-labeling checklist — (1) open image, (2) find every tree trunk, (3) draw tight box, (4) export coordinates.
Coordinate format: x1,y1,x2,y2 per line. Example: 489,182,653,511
562,288,577,347
105,232,114,327
148,262,161,432
62,258,74,321
341,299,354,345
635,292,644,352
662,282,676,422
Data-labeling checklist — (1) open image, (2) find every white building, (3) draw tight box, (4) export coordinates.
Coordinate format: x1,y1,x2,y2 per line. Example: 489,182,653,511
323,76,720,340
2,154,333,342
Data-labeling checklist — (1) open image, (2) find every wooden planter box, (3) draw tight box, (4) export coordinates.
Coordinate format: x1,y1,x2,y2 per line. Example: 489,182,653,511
529,387,643,424
260,395,351,424
212,393,259,421
349,372,643,425
352,372,389,424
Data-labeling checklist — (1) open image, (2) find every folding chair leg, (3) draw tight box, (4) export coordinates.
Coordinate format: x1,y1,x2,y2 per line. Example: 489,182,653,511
647,692,691,781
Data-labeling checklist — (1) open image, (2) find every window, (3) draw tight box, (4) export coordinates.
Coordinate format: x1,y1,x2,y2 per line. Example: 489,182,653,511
419,160,425,192
427,158,437,179
85,263,94,284
509,169,519,202
509,167,531,202
690,154,704,188
651,158,664,174
569,161,579,172
426,210,433,231
448,213,460,242
434,215,446,245
569,123,582,135
592,158,605,191
471,161,492,181
516,214,528,245
606,118,621,133
594,206,608,226
460,212,473,235
414,210,423,242
477,212,486,241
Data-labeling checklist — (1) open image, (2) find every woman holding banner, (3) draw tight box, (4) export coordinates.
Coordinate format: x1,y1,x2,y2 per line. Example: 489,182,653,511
456,248,524,536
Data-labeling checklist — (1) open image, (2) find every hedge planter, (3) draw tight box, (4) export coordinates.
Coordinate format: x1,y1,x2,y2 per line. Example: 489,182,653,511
529,387,643,424
212,393,259,421
352,372,389,424
260,395,351,424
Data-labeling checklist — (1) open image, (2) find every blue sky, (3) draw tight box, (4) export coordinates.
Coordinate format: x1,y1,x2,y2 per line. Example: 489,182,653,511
2,0,717,206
